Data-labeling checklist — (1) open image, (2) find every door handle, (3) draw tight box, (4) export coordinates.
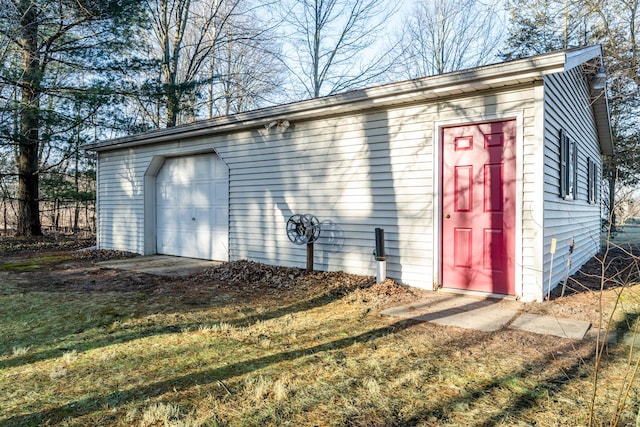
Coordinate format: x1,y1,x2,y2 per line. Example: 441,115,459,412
444,213,451,219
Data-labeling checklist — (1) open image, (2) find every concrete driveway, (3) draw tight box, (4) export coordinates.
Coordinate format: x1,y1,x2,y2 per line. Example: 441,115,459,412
97,255,222,277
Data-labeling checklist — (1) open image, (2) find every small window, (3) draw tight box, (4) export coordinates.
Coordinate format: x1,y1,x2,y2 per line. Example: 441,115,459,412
560,129,578,200
587,157,598,204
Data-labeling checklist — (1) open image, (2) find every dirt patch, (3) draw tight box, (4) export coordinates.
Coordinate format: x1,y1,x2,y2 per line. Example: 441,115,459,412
0,234,96,255
1,235,639,328
554,245,640,295
0,237,420,309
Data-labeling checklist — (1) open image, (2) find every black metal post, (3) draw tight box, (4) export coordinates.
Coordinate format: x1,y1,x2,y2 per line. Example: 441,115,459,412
306,242,314,272
375,228,385,261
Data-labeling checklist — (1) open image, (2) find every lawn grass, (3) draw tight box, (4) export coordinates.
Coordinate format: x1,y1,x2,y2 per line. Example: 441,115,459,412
2,255,640,426
0,253,76,272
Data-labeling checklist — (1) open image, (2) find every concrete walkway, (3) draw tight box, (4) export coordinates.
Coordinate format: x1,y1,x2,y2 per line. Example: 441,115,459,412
97,255,221,277
381,295,592,340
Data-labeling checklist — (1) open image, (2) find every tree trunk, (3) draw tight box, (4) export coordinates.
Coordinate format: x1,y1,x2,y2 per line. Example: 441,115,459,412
3,196,7,234
16,1,42,236
166,87,178,127
74,143,80,232
55,199,60,229
608,176,617,228
164,65,179,127
74,203,80,232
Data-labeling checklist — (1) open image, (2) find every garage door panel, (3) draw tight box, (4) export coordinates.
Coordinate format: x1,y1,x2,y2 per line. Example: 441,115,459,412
191,182,211,206
177,207,191,225
213,162,226,179
157,228,178,252
193,156,211,179
215,182,228,202
193,207,210,223
157,207,176,224
157,182,174,202
156,154,229,261
178,230,199,258
215,207,228,228
214,236,228,259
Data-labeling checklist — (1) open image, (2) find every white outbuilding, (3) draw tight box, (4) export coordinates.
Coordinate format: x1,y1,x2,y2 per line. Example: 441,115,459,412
85,46,613,302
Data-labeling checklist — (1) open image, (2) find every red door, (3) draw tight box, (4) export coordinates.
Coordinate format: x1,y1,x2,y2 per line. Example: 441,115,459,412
441,120,516,295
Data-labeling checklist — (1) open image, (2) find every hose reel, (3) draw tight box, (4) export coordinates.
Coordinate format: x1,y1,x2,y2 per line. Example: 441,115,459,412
286,214,321,245
286,214,321,271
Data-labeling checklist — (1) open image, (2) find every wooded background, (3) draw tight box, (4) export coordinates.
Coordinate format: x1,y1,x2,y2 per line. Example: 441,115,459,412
1,0,638,236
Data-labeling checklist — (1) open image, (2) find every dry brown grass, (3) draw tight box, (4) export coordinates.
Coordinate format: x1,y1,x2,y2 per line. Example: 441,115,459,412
1,238,640,426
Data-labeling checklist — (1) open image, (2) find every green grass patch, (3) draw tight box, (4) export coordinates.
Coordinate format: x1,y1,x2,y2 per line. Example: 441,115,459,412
0,261,42,271
0,254,74,271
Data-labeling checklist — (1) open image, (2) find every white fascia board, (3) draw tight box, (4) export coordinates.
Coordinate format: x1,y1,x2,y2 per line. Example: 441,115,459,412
85,50,580,153
564,45,602,71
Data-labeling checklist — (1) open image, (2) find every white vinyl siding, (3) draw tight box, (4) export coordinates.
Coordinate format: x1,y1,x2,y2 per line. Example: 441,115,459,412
221,89,536,288
222,107,433,285
519,82,546,302
96,149,146,252
93,50,609,302
95,87,536,290
542,68,602,297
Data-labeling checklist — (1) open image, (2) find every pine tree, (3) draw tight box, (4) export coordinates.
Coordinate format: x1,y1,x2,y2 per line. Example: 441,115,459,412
500,0,640,225
500,0,568,60
0,0,144,236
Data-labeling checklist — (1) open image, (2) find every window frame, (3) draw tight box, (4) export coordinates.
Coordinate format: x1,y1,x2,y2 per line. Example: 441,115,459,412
587,157,598,204
560,129,578,200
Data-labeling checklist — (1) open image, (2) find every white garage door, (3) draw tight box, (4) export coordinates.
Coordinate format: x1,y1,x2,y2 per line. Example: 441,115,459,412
156,154,229,260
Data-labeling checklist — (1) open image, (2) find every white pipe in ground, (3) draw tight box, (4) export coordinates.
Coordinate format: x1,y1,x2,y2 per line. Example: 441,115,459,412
376,260,387,284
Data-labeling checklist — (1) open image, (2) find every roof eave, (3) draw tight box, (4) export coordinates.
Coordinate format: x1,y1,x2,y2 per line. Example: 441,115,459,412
592,89,614,155
564,45,603,71
83,50,576,152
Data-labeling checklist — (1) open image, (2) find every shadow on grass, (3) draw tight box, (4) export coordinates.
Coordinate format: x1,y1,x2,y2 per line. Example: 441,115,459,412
408,337,594,426
2,295,606,426
5,319,603,427
417,308,640,426
0,279,372,371
0,319,419,426
471,313,640,426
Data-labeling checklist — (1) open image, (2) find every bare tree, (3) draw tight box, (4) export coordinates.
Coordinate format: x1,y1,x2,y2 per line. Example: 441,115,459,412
205,24,285,117
279,0,397,99
198,2,285,117
397,0,504,79
144,0,237,127
140,0,283,127
610,185,640,225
